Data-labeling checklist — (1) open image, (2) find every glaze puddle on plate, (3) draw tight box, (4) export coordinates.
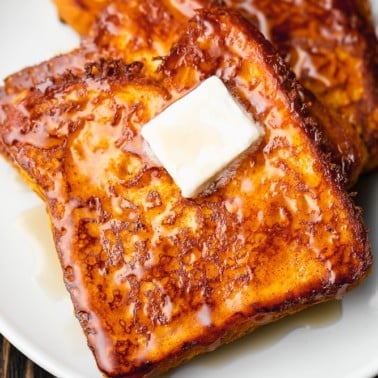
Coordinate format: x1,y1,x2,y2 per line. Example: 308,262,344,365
13,203,100,377
16,205,67,300
162,300,342,377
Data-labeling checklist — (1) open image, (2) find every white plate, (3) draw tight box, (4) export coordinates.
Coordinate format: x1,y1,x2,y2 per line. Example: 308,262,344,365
0,1,377,378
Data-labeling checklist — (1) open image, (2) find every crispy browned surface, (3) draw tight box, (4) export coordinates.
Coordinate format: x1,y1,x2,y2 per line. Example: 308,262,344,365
1,1,365,187
51,0,109,35
230,0,378,172
51,0,213,35
0,8,372,377
51,0,378,176
85,0,371,184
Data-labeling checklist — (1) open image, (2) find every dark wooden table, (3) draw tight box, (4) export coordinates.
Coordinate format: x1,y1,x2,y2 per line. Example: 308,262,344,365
0,334,55,378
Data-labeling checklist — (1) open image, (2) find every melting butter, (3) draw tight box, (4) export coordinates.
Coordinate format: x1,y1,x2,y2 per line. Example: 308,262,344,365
141,76,264,198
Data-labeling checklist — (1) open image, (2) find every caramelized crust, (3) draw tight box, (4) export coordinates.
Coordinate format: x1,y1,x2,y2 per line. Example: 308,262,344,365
51,0,213,35
3,0,369,186
0,9,371,377
230,0,378,172
51,0,378,176
51,0,109,35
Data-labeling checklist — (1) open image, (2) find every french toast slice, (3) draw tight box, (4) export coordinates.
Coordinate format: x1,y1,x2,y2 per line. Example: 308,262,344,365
0,8,372,377
51,0,378,174
89,0,367,185
230,0,378,172
51,0,109,35
1,1,364,187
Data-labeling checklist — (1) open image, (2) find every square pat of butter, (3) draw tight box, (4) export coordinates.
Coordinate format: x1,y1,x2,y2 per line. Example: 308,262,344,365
141,76,263,198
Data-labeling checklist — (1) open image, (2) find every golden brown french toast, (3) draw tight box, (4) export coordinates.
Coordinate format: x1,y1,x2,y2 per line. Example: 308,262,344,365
1,0,364,187
51,0,378,175
51,0,213,35
0,8,372,377
231,0,378,172
51,0,108,35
